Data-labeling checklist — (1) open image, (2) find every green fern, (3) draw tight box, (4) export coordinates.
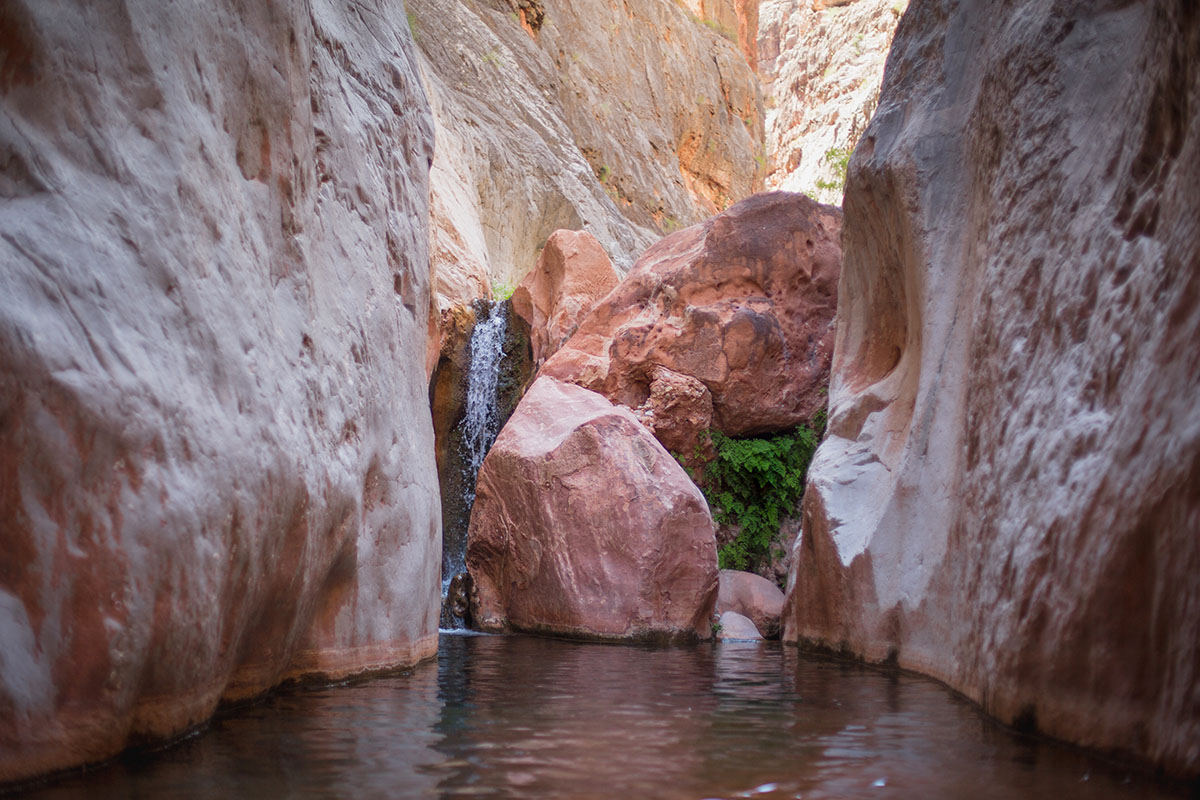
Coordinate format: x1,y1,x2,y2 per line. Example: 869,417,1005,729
700,412,826,571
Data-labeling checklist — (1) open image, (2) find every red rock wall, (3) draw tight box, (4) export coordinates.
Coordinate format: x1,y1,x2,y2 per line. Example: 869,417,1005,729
0,0,440,783
783,0,1200,776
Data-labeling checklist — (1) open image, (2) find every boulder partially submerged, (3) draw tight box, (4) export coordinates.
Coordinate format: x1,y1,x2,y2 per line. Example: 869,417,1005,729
466,377,718,640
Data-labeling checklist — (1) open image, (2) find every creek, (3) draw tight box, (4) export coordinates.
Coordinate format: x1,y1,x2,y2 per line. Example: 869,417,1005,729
20,633,1184,799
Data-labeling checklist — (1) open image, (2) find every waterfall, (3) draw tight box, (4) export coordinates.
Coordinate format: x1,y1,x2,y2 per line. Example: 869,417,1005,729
441,299,509,627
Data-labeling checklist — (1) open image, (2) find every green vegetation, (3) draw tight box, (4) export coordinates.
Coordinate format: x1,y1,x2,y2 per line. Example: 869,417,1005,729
482,49,500,67
406,11,419,40
701,17,738,43
678,5,737,43
491,279,515,301
696,412,826,571
595,164,622,203
815,146,851,194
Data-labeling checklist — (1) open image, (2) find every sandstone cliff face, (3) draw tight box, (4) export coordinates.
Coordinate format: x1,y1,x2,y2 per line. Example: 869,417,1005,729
0,0,440,783
680,0,761,72
759,0,903,203
409,0,765,310
784,0,1200,777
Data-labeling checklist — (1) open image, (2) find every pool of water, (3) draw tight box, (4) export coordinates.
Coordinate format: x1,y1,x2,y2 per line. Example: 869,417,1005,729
19,632,1188,799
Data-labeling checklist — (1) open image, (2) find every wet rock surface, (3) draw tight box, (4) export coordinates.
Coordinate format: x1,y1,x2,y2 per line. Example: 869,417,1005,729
542,192,841,454
783,0,1200,777
717,569,785,638
717,611,764,641
429,300,533,627
0,0,442,784
466,377,718,640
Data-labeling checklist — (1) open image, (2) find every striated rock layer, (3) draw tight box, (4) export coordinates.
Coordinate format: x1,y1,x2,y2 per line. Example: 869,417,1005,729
466,377,718,640
759,0,904,203
0,0,440,783
542,192,841,456
783,0,1200,777
409,0,765,309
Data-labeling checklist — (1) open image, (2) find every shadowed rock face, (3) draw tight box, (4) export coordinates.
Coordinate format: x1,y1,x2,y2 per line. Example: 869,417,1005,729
0,0,440,783
466,377,718,640
542,192,841,455
784,0,1200,777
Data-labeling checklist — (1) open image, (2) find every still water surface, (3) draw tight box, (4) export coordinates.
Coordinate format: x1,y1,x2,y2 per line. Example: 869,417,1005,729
23,632,1187,799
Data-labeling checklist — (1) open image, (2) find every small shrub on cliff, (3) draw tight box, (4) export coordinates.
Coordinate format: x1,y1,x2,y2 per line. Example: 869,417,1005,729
700,412,825,572
815,146,851,194
491,280,515,301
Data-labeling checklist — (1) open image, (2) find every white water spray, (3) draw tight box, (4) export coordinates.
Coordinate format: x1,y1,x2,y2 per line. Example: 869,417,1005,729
441,300,509,615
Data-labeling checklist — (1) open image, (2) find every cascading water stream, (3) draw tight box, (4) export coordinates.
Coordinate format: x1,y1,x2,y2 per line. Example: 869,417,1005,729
441,299,509,628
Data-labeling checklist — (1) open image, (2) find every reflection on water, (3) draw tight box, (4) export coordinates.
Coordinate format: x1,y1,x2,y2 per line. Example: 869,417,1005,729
20,633,1187,799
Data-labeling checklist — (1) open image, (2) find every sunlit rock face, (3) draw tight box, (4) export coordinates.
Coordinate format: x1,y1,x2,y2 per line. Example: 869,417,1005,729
409,0,765,310
759,0,904,203
680,0,761,71
784,0,1200,776
466,377,718,641
542,192,841,457
510,230,620,371
0,0,440,783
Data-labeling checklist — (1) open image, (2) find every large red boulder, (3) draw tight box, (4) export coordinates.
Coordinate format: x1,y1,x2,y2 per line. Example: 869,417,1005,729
466,377,718,640
541,192,840,455
511,230,621,369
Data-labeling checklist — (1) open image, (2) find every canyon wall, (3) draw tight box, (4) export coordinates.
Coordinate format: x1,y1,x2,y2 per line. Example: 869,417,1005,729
0,0,440,783
759,0,904,202
784,0,1200,777
409,0,765,310
680,0,761,71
